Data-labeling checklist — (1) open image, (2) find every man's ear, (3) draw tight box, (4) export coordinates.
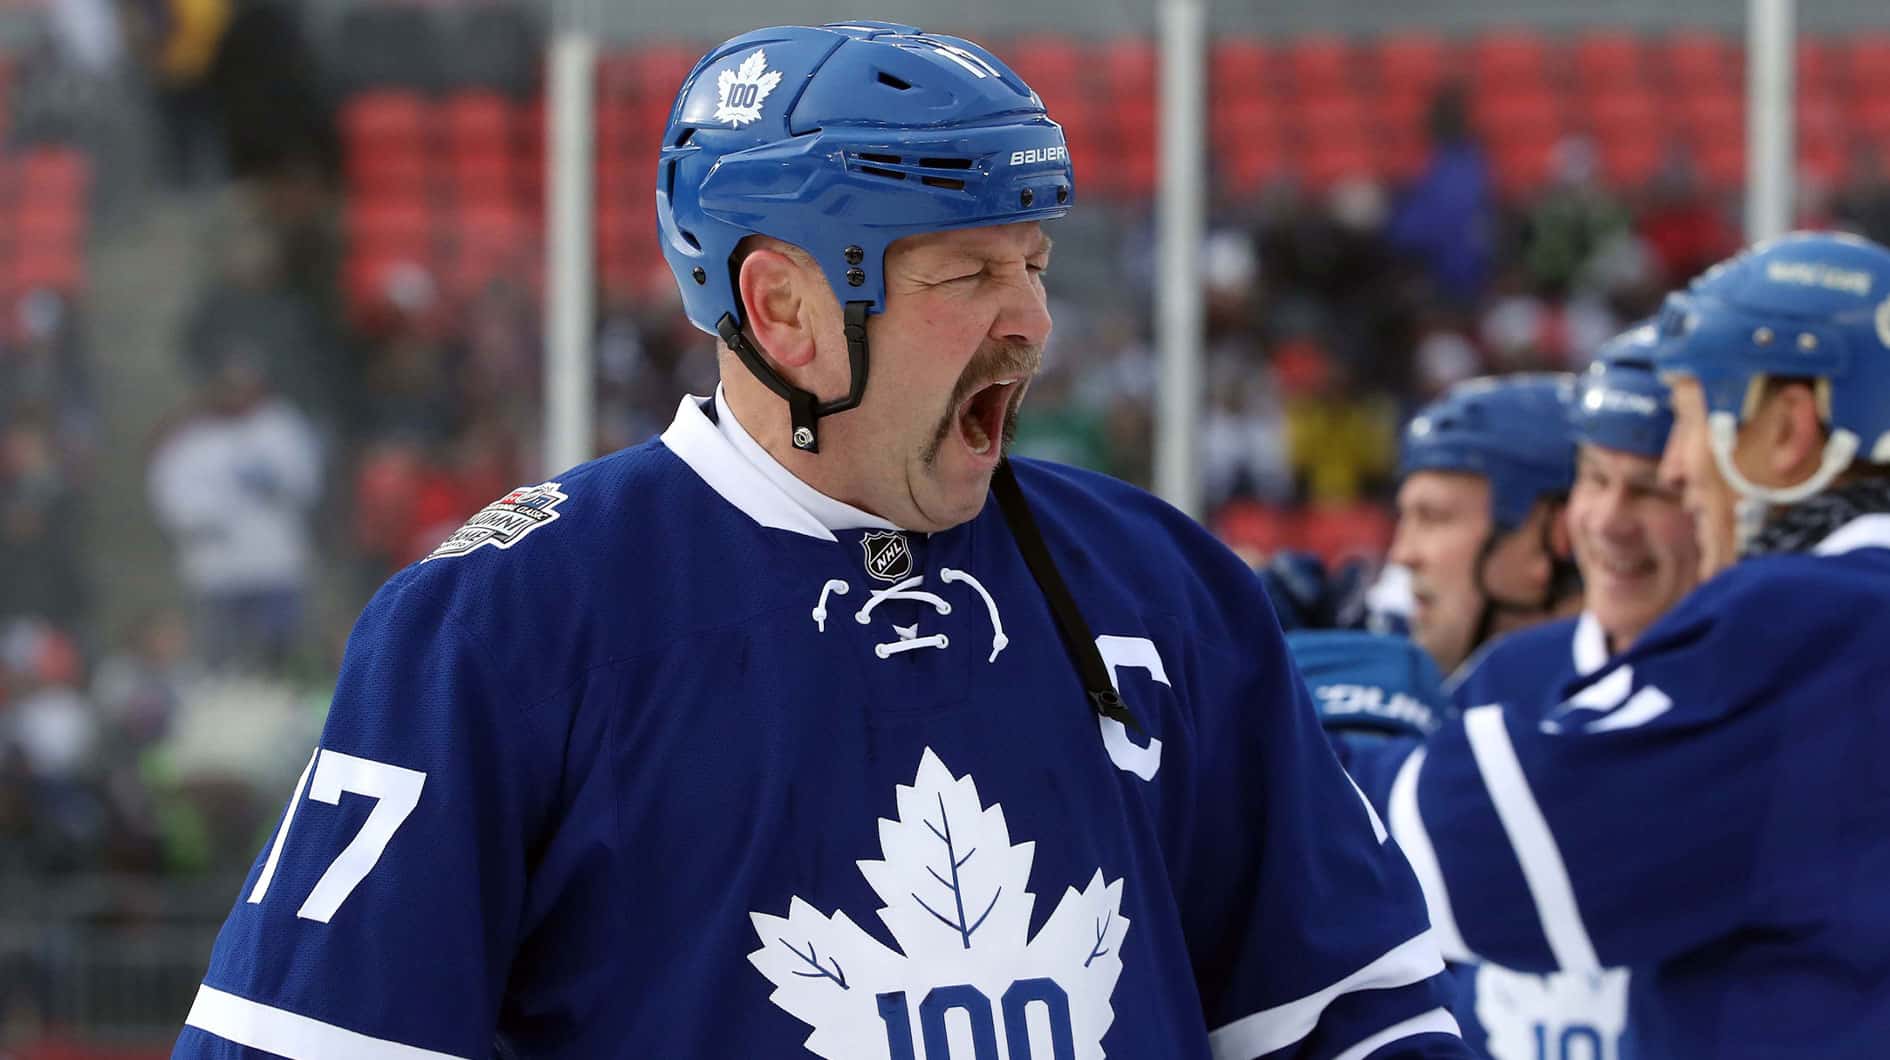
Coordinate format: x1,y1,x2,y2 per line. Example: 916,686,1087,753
1760,380,1829,484
736,247,816,370
1547,500,1574,561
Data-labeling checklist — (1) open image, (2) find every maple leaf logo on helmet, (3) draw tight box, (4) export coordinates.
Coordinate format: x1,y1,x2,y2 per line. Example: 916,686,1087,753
714,49,783,127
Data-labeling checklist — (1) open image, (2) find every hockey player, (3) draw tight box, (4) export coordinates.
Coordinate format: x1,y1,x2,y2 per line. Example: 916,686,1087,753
1378,339,1697,1060
1364,231,1890,1058
174,23,1466,1060
1387,373,1583,678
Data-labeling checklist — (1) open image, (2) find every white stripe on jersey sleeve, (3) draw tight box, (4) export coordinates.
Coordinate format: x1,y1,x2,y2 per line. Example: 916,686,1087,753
185,985,470,1060
1462,705,1603,973
1206,930,1446,1059
1330,1007,1463,1060
1387,748,1472,962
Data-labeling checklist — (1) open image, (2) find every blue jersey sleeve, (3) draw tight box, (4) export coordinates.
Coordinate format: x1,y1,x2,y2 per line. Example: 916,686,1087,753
1178,574,1468,1059
1386,558,1882,977
175,571,567,1059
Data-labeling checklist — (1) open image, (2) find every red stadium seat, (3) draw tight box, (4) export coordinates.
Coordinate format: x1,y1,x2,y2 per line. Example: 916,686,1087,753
1696,138,1747,192
1007,34,1085,93
346,148,431,199
1474,89,1563,145
1370,31,1452,95
443,90,514,154
1678,90,1743,148
1599,132,1667,192
448,150,518,206
11,245,83,292
1471,28,1554,90
1300,503,1392,566
1659,31,1738,93
1842,34,1890,96
1492,135,1560,200
1101,36,1157,97
1796,37,1838,95
12,199,83,247
1210,501,1299,562
348,198,434,257
1213,97,1287,151
1211,39,1271,100
1572,30,1645,89
1302,136,1381,191
630,43,703,105
340,91,429,152
1222,136,1288,198
17,147,90,206
1285,34,1356,97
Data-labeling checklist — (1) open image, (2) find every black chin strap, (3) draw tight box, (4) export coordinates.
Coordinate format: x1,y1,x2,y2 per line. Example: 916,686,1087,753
991,460,1146,737
1468,503,1580,654
717,302,872,454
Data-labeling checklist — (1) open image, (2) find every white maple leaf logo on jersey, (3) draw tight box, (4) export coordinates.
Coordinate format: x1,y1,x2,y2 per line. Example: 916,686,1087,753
749,749,1131,1059
714,49,783,127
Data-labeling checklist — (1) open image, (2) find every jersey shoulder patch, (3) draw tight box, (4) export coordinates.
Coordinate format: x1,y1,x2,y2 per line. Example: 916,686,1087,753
426,481,570,561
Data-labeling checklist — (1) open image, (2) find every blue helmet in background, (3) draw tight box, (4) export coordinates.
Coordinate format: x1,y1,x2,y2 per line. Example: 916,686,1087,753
1399,373,1579,531
657,22,1076,452
1653,231,1890,506
1571,323,1674,460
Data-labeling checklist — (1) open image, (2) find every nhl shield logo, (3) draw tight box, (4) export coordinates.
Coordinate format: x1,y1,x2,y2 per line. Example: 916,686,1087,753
860,531,913,582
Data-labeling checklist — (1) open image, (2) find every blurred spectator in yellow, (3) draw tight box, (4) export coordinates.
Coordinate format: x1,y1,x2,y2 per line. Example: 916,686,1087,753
1278,337,1397,505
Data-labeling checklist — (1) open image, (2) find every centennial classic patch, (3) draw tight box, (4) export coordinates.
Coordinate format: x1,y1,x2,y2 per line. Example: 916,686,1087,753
426,482,569,561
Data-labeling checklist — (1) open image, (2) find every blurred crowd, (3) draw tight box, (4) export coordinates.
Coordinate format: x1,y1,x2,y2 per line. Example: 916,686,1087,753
7,7,1890,1021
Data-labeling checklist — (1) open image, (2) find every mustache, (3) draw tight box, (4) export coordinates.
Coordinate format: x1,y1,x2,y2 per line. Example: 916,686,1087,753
924,341,1042,464
945,341,1043,412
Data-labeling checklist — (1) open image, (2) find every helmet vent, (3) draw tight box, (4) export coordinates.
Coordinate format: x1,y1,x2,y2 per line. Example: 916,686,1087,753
860,166,906,181
921,176,965,190
919,157,972,170
859,152,901,164
876,71,912,90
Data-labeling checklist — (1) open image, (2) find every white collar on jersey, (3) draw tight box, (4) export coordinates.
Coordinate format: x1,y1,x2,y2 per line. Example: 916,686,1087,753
1571,611,1608,677
659,389,901,542
1812,513,1890,557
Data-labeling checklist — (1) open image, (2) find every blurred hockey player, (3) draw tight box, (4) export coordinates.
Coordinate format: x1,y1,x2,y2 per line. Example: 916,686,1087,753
174,22,1466,1060
1432,336,1697,1060
1388,373,1583,677
1362,231,1890,1058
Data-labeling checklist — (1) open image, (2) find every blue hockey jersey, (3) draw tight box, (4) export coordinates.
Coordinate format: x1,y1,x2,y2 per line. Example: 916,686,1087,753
1383,514,1890,1059
175,394,1468,1060
1445,615,1630,1060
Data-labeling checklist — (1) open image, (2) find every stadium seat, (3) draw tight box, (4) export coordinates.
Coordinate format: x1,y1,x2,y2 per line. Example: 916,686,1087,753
348,198,434,258
1285,34,1356,97
1598,132,1667,192
1211,39,1271,100
1677,90,1743,151
346,148,431,200
11,245,82,292
1370,31,1452,95
17,147,90,206
630,42,704,104
1492,135,1560,200
1007,34,1085,93
443,91,515,155
340,91,430,153
1696,138,1747,192
1842,34,1890,96
1301,503,1393,566
1471,28,1554,91
1659,31,1738,93
1572,30,1645,89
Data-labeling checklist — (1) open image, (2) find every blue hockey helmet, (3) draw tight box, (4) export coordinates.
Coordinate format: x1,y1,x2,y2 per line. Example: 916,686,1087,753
1399,373,1579,531
1570,323,1674,460
657,23,1075,451
1652,231,1890,505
